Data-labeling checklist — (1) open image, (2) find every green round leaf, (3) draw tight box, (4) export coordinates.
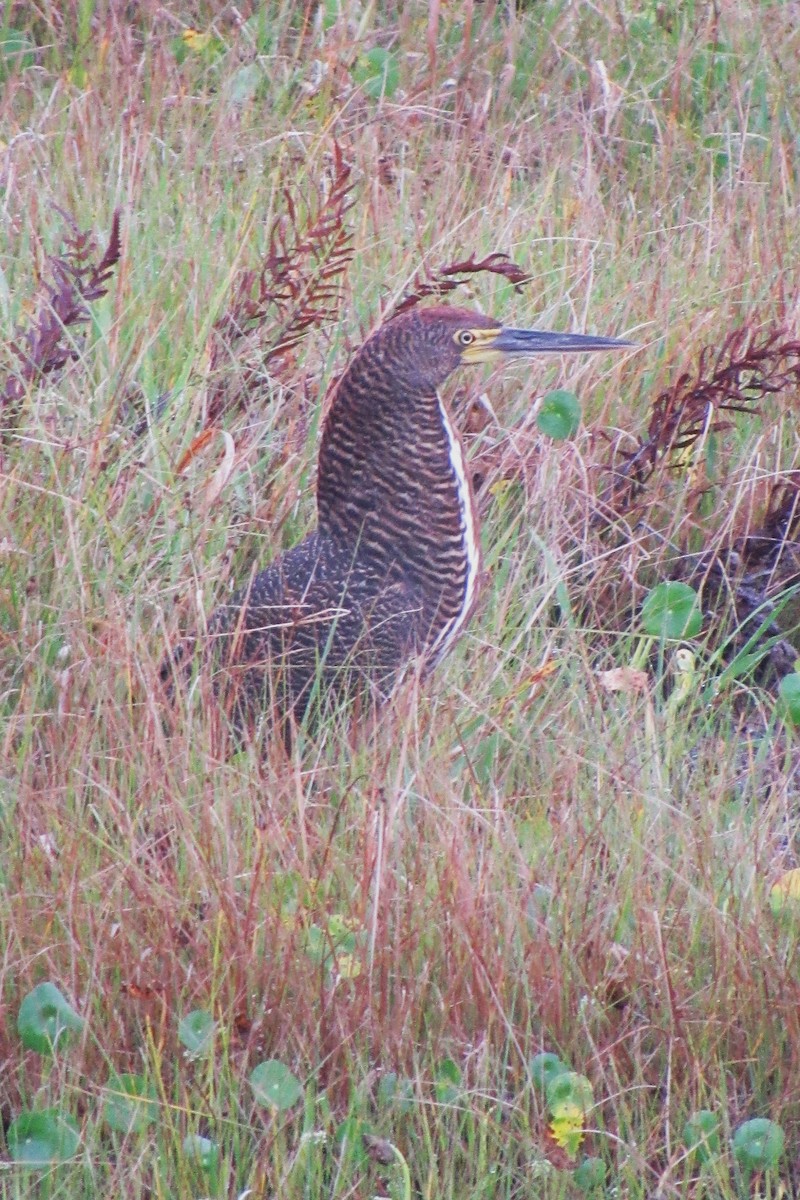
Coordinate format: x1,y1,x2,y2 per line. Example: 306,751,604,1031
629,15,656,39
0,32,35,74
352,48,399,99
321,0,341,31
377,1071,415,1113
573,1156,607,1191
545,1071,594,1114
17,982,85,1055
102,1073,159,1134
304,923,327,964
249,1059,303,1111
227,63,262,106
377,1070,398,1104
778,673,800,726
536,390,582,440
178,1009,215,1055
641,581,702,640
171,35,189,64
334,1115,374,1167
732,1118,785,1172
182,1134,219,1170
433,1057,462,1104
683,1109,721,1163
529,1052,568,1091
7,1110,80,1164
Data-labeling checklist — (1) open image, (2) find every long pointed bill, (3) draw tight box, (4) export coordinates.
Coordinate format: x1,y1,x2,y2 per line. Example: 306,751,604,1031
491,327,635,355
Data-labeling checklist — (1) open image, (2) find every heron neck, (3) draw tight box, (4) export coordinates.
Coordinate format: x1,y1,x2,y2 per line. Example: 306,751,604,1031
315,348,482,649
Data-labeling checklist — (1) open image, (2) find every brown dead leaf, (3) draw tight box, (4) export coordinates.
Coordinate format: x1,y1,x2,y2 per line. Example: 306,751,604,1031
175,427,216,474
174,426,237,507
597,667,649,694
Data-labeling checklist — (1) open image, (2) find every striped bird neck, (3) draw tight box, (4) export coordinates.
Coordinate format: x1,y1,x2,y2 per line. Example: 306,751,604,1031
427,390,481,661
316,337,482,656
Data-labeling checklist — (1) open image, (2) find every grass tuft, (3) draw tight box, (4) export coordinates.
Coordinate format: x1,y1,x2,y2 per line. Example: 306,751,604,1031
1,2,800,1196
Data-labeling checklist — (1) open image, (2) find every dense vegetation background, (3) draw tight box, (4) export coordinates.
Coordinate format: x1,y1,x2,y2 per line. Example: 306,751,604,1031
1,1,799,1195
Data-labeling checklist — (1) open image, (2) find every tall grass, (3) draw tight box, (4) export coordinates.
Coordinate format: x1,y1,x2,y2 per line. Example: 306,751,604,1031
1,2,799,1196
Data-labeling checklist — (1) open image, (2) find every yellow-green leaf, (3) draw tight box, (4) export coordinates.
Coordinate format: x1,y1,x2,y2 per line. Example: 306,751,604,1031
550,1102,585,1157
769,868,800,916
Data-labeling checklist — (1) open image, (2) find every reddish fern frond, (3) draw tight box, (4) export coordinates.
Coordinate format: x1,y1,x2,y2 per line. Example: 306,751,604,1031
211,144,354,363
440,253,532,288
2,211,122,428
390,274,461,314
391,252,532,317
603,325,800,512
207,145,354,421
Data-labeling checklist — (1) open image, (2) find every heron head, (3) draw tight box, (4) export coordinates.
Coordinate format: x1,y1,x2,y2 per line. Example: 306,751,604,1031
382,305,633,391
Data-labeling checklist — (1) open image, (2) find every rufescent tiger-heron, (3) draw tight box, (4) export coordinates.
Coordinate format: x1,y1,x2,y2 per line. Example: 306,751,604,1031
165,305,632,738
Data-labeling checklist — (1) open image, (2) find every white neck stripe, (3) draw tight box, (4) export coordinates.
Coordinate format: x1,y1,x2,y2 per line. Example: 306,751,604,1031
430,392,481,658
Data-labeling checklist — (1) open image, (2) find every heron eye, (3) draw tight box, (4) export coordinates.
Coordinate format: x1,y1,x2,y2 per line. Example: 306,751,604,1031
457,330,475,346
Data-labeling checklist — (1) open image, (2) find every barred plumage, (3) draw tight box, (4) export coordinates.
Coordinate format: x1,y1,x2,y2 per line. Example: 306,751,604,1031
162,305,631,738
